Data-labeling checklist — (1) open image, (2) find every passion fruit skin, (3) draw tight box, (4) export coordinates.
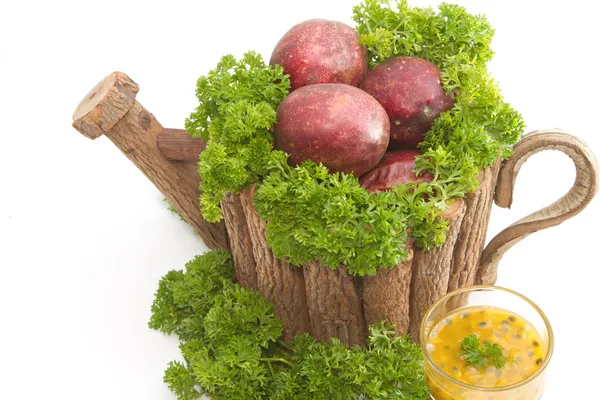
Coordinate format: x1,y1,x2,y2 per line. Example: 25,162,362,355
359,56,454,149
359,149,433,192
274,83,390,177
270,19,368,92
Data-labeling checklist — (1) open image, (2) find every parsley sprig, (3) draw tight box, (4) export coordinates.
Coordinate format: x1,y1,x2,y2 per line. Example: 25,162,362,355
254,151,451,276
185,52,290,222
352,0,524,164
150,250,430,399
460,333,507,369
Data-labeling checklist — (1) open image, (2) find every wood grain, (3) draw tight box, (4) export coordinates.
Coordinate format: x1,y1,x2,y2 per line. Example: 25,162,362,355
363,250,414,336
221,191,257,289
409,199,466,340
157,128,206,162
303,262,367,346
240,186,310,341
73,72,138,139
448,158,501,291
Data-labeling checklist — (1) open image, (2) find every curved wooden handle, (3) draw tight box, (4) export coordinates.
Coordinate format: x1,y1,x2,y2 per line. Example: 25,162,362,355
477,129,599,285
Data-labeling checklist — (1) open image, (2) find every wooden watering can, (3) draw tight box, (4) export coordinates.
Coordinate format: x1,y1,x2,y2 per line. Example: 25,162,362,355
72,72,599,345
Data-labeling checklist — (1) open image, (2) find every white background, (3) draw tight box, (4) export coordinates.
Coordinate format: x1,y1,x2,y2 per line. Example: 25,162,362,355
1,0,599,399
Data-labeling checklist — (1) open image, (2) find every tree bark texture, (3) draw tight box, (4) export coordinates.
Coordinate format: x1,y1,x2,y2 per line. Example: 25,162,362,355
240,186,310,341
447,158,502,291
157,128,206,162
362,250,414,336
220,191,257,290
409,199,466,341
303,262,367,346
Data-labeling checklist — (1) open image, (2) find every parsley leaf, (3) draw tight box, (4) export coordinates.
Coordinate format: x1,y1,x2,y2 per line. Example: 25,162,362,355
353,0,495,70
352,0,524,164
148,249,236,340
150,250,430,399
460,333,507,369
164,361,201,400
254,152,451,275
185,52,290,222
270,323,429,399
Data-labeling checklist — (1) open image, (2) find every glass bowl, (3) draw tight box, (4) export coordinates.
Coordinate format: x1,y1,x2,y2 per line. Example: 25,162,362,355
419,285,553,400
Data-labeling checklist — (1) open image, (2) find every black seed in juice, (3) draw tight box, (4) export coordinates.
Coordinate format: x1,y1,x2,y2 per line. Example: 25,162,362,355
536,358,543,365
508,315,517,322
452,366,458,372
532,340,539,347
479,321,487,328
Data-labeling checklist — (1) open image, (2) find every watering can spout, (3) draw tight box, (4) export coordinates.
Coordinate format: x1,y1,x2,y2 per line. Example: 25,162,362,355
71,72,228,250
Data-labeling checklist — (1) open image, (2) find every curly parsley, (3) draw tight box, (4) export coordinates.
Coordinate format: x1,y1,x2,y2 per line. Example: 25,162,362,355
353,0,524,163
460,333,507,369
150,250,429,399
185,52,290,222
254,151,453,275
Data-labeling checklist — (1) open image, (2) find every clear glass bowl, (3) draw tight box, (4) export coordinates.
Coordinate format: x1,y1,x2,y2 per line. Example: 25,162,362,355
420,285,553,400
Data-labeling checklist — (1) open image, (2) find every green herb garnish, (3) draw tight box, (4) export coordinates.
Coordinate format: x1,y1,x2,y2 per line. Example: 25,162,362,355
185,52,290,223
150,250,430,399
254,151,453,276
353,0,524,163
460,333,507,369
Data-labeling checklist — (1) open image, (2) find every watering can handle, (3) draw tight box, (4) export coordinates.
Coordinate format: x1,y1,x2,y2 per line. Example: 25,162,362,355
477,129,599,285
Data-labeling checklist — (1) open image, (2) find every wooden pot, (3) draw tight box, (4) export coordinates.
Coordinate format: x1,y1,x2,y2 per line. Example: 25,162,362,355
72,72,599,345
